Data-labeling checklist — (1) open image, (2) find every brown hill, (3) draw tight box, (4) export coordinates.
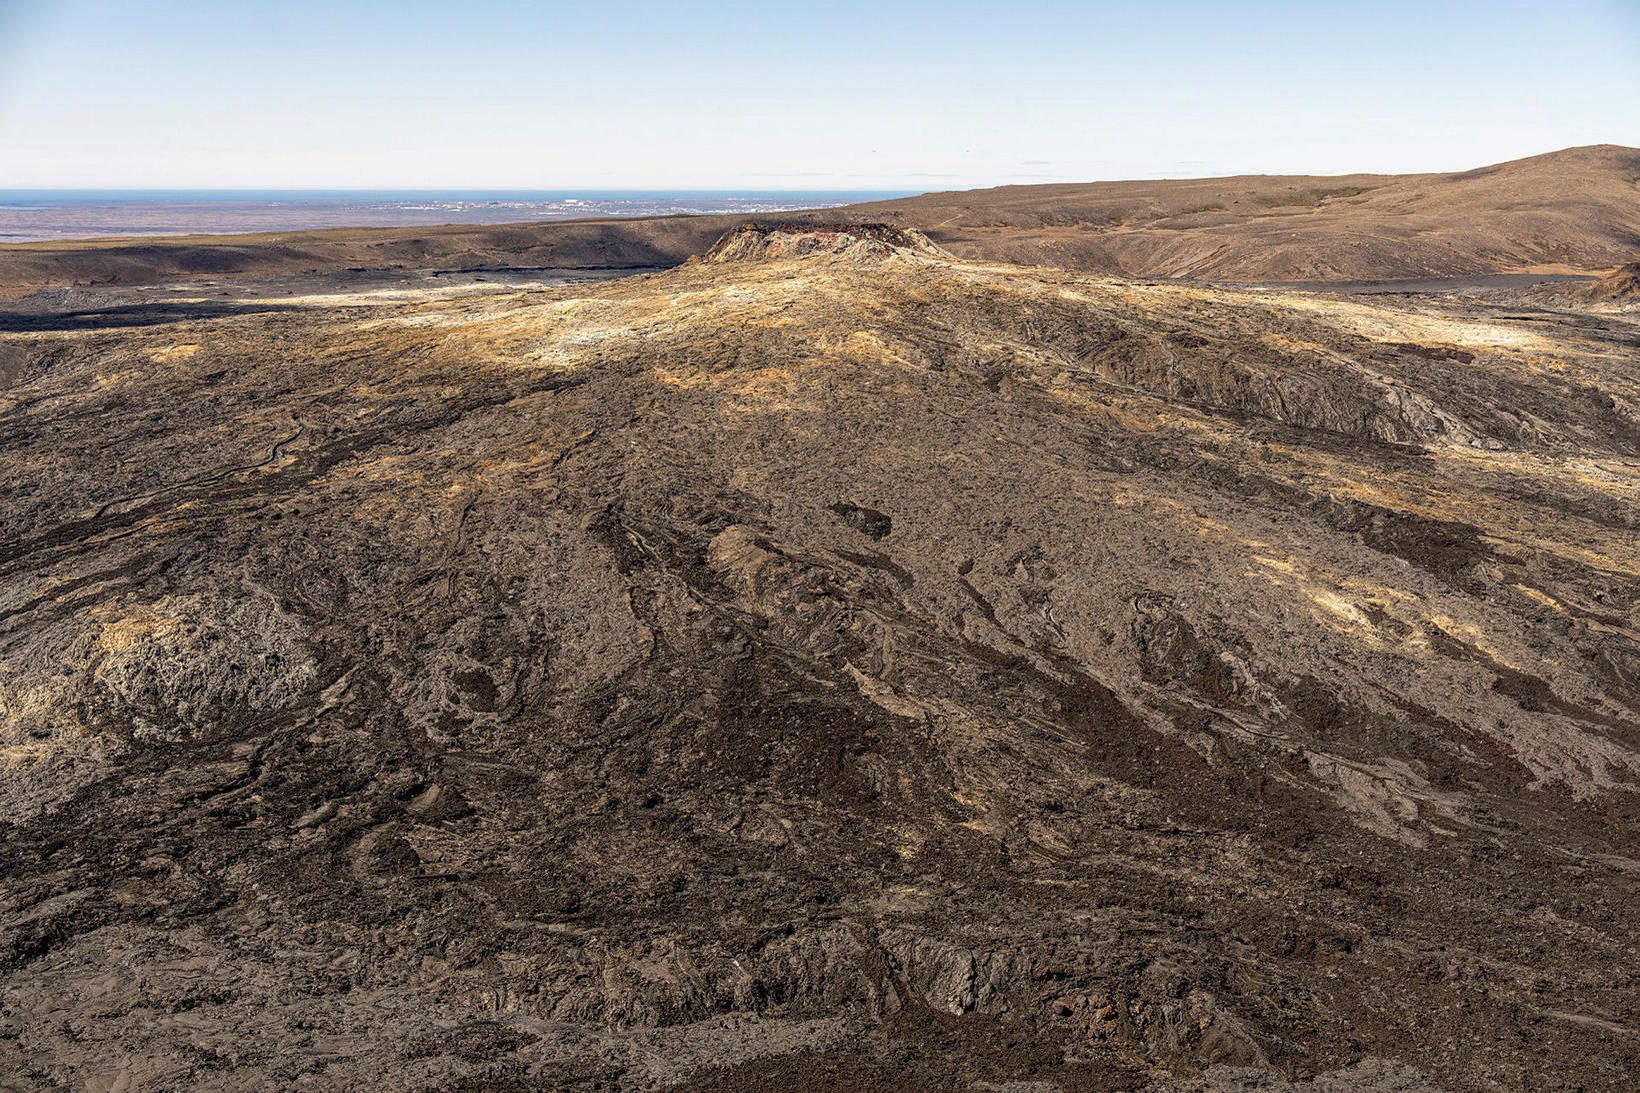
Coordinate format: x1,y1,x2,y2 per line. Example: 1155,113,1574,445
0,146,1635,300
843,144,1640,280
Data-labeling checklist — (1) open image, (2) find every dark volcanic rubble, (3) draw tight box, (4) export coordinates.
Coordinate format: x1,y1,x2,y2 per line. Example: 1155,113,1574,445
0,228,1638,1090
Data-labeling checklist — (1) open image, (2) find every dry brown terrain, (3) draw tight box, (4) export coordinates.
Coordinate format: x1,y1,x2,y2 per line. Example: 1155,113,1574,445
0,216,741,304
1,145,1635,303
848,144,1640,280
1,225,1637,1089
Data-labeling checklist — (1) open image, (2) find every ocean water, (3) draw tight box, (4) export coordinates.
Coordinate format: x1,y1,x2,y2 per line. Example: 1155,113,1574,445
0,189,913,243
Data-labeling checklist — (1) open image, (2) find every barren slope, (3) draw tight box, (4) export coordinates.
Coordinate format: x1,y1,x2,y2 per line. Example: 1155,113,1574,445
847,145,1640,279
1,146,1635,301
1,228,1638,1090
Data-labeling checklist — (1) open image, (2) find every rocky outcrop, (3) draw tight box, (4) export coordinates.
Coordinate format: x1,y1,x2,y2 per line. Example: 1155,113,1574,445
1588,260,1640,302
700,222,947,264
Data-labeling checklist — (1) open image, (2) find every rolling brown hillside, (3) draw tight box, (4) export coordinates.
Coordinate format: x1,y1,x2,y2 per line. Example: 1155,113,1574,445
0,146,1635,301
847,144,1640,280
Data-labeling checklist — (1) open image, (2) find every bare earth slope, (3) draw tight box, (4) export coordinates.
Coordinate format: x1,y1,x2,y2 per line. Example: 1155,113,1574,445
846,145,1640,279
1,226,1637,1090
0,215,742,303
0,146,1635,301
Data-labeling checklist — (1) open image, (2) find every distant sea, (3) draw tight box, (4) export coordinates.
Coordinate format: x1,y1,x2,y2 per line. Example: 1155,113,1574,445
0,189,914,243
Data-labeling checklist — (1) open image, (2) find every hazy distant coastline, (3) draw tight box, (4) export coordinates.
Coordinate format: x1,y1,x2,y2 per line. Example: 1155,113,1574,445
0,189,911,243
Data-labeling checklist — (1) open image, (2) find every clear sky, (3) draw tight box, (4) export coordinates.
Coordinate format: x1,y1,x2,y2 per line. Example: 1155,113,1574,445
1,0,1637,190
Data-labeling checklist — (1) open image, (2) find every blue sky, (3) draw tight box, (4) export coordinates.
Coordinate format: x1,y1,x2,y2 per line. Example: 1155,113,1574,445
1,0,1636,189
